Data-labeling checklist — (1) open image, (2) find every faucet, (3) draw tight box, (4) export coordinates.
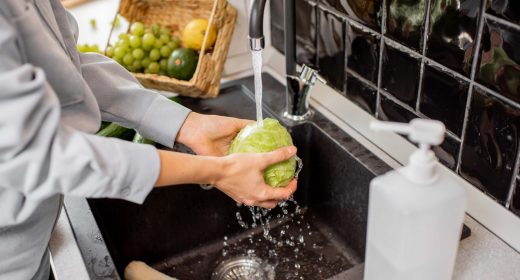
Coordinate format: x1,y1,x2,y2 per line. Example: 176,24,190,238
248,0,326,121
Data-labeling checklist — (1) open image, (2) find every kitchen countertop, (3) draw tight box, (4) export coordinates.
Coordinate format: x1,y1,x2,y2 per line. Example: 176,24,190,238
49,0,520,279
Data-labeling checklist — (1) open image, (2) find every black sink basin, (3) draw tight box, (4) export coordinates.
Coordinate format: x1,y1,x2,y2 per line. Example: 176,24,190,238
63,74,468,280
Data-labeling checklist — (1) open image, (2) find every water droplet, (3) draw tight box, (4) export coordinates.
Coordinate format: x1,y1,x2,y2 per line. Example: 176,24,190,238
294,263,300,269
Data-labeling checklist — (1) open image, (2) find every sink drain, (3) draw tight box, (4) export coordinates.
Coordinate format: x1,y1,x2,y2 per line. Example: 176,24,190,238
211,256,274,280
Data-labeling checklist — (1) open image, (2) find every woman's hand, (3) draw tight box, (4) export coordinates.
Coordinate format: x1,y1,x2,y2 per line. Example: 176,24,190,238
176,112,252,156
213,146,298,208
155,146,298,209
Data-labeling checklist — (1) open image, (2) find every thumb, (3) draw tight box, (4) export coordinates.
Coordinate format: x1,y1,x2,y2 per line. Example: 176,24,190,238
260,146,297,168
235,118,254,129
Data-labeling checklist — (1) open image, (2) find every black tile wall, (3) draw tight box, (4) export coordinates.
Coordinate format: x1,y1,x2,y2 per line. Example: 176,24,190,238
346,22,380,83
478,17,520,103
419,64,469,137
434,134,461,170
321,0,383,29
378,94,419,123
270,0,285,54
317,6,346,91
426,0,481,76
345,74,377,114
488,0,520,24
386,0,427,50
272,0,520,215
296,0,318,67
460,88,520,203
381,44,421,107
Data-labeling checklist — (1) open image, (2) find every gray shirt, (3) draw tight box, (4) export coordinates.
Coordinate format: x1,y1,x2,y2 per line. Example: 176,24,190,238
0,0,191,278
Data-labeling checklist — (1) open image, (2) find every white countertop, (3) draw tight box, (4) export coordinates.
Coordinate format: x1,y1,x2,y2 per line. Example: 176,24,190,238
49,1,520,279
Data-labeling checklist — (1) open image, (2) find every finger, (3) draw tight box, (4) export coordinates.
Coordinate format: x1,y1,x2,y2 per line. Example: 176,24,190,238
257,201,278,209
260,146,297,168
262,179,298,201
234,118,254,129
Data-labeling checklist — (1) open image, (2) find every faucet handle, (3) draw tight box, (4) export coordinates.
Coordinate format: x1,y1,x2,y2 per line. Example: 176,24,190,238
299,64,327,86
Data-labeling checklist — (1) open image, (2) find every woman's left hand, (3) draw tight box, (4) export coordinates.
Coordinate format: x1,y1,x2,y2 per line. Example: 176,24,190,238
176,112,252,156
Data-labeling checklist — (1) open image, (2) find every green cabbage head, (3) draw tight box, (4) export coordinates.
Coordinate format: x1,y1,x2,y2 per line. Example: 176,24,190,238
228,118,296,187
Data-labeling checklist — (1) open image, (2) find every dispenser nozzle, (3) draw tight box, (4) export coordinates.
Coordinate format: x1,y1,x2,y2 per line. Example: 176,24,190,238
370,119,445,147
371,118,446,184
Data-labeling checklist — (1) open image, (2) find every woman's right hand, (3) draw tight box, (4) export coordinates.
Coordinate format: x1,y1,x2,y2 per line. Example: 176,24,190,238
213,146,298,209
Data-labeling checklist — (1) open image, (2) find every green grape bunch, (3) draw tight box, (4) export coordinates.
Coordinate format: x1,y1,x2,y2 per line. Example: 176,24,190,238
105,22,182,76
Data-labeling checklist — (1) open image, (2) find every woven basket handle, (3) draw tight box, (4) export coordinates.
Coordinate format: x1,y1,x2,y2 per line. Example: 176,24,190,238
192,0,219,78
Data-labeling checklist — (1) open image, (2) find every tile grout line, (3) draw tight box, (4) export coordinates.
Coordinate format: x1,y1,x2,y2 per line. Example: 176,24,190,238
415,0,433,112
455,0,487,174
485,12,520,31
506,145,520,208
365,15,520,110
342,16,348,93
379,88,462,141
346,68,378,90
375,0,387,119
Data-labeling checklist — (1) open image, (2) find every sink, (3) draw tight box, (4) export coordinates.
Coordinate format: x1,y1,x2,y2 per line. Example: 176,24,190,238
63,73,469,279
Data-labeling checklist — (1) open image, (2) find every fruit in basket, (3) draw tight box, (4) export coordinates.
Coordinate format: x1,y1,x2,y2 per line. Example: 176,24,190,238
167,48,198,81
107,21,188,76
182,19,217,51
77,43,101,53
130,22,145,36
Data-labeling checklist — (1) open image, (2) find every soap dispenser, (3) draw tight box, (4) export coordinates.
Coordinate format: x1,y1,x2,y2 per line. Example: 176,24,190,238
364,119,466,280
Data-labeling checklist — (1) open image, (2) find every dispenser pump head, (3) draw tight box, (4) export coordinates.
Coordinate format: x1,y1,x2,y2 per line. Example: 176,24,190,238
370,119,446,184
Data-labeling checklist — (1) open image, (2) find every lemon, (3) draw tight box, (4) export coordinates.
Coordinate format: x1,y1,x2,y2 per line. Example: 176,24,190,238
182,19,217,51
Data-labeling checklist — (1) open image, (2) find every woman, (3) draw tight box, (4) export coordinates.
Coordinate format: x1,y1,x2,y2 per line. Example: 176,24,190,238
0,0,297,279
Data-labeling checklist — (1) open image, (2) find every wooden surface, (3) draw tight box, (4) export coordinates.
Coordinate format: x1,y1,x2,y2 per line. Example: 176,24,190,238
61,0,94,9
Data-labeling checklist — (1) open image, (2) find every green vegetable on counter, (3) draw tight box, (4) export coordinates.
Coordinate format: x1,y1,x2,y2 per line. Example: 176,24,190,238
96,123,135,141
132,133,155,145
228,118,296,188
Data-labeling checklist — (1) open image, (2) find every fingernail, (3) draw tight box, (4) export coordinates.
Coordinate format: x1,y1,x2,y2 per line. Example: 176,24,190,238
287,146,296,154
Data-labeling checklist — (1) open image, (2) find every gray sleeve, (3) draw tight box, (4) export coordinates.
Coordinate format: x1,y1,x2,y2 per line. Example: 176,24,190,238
0,15,157,204
79,52,191,148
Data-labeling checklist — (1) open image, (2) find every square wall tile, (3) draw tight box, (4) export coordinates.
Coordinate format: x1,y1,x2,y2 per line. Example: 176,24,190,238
318,7,346,91
270,0,285,54
378,94,419,123
426,0,481,76
381,43,421,108
488,0,520,24
510,179,520,217
478,18,520,103
386,0,427,50
345,74,377,114
296,0,318,67
320,0,383,29
433,134,460,170
460,87,520,204
419,64,469,137
346,22,380,83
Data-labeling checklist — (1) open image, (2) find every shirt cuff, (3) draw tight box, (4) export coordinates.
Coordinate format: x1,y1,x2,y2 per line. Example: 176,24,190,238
112,139,160,204
135,95,191,148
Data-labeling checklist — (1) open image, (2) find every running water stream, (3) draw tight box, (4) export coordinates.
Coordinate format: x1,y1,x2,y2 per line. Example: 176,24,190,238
252,50,263,125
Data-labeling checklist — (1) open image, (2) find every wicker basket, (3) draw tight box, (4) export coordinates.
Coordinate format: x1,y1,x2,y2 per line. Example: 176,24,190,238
116,0,237,98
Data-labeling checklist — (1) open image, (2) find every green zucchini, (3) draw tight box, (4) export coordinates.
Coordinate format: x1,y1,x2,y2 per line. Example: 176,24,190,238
96,123,135,140
132,133,155,145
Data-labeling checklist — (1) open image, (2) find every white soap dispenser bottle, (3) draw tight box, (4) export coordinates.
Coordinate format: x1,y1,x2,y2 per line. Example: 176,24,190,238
364,119,466,280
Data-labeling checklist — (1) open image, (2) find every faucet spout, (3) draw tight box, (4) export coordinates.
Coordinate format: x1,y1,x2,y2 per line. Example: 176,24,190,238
248,0,267,51
248,0,325,121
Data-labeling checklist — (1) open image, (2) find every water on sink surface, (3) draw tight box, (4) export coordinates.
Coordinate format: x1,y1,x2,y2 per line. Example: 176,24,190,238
155,205,358,279
251,49,263,124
